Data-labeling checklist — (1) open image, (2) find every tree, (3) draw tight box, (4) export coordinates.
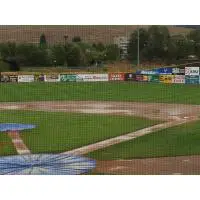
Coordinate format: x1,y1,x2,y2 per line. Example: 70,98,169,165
94,42,105,52
16,43,50,66
105,44,120,61
72,36,81,42
147,25,171,60
51,45,66,66
127,28,149,61
65,43,85,66
40,33,47,48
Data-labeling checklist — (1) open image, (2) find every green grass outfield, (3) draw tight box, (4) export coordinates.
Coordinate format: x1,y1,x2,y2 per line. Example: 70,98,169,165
87,120,200,160
0,110,158,156
0,82,200,104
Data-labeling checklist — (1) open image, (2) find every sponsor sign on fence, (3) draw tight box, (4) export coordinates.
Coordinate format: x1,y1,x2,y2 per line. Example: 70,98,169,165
60,74,77,82
44,74,60,82
173,75,185,84
136,70,159,75
76,74,109,82
124,73,136,81
135,75,144,82
185,75,199,84
109,73,125,81
185,67,199,76
8,75,18,82
135,75,148,82
155,67,172,74
159,75,174,83
172,67,185,75
18,75,35,82
0,75,10,82
34,74,45,82
148,75,160,82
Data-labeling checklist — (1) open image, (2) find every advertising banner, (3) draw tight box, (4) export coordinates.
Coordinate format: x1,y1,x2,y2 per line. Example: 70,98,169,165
108,73,125,81
136,70,159,75
44,74,60,82
155,67,172,74
185,75,199,84
34,74,45,82
76,74,109,82
159,75,174,83
124,73,136,81
0,75,10,82
172,67,185,75
18,75,34,82
148,75,160,82
8,75,18,82
143,75,148,82
185,67,199,76
60,74,77,82
135,75,145,82
173,75,185,84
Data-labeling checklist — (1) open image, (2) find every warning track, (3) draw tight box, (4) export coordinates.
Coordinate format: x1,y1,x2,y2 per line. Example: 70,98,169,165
0,101,200,174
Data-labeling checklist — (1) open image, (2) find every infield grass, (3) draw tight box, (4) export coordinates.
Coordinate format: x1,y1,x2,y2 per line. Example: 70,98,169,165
0,82,200,104
0,110,158,156
87,120,200,160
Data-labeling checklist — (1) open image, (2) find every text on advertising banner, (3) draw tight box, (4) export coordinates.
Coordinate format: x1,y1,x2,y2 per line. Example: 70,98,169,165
159,75,174,83
185,75,199,84
60,74,77,82
173,75,185,84
44,74,60,82
124,73,136,81
76,74,108,82
147,75,160,82
172,67,185,75
18,75,35,82
8,75,18,82
155,67,172,74
108,73,125,81
185,67,199,76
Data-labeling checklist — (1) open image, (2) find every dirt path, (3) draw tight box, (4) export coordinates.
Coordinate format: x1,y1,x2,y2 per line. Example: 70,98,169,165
95,155,200,175
1,101,200,174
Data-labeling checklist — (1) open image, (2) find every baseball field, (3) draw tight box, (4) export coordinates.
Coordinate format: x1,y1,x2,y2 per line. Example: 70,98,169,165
1,82,200,174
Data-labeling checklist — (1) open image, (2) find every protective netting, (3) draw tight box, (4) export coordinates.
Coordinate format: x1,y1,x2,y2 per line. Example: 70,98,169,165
0,154,96,175
0,123,36,132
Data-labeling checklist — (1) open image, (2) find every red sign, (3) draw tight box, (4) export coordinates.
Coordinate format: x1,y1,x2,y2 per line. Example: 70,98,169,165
109,73,125,81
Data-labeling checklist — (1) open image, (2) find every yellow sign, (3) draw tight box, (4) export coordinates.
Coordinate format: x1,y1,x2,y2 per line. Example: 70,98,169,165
159,75,174,83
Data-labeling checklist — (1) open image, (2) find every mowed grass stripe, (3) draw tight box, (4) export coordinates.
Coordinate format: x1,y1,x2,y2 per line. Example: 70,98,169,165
0,82,200,104
0,111,158,156
87,120,200,160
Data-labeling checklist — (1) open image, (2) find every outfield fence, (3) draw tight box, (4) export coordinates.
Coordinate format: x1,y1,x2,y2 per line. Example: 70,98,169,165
1,66,200,85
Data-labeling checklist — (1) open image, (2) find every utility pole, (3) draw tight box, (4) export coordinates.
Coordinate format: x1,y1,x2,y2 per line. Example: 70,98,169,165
137,26,140,66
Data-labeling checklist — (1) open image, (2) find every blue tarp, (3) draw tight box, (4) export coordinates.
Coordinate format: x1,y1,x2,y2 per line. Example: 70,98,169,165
0,123,36,132
0,154,96,175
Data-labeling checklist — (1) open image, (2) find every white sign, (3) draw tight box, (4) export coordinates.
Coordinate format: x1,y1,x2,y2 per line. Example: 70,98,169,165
76,74,109,82
18,75,35,82
44,74,60,82
173,75,185,84
185,67,199,75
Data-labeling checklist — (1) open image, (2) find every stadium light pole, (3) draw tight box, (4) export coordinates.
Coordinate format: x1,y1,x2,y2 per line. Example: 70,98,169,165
137,25,140,66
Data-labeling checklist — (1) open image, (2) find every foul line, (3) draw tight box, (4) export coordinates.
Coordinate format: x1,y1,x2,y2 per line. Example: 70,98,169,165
61,117,197,156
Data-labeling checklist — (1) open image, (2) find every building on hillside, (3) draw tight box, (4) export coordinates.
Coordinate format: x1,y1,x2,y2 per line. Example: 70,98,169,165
114,36,129,59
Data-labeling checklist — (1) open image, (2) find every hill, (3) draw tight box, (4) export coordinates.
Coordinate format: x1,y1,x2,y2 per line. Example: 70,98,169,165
0,25,194,45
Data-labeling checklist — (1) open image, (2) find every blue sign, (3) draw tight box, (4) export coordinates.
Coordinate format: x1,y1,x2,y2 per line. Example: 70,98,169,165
136,70,159,75
154,67,172,74
185,75,199,84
